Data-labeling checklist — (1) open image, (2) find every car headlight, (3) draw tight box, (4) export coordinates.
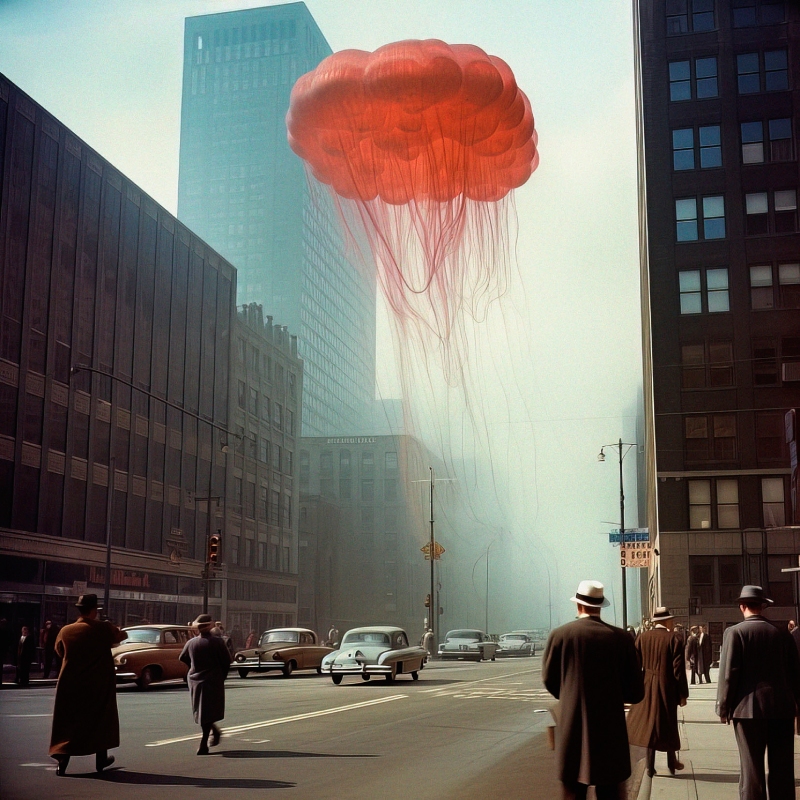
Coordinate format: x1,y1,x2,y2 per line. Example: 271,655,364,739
116,657,126,666
236,654,245,662
273,652,283,660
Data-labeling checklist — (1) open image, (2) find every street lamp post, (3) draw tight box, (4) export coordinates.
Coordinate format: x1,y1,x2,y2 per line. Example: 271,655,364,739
598,438,637,630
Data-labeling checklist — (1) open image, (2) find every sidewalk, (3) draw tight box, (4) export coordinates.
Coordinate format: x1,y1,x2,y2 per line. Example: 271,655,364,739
638,669,800,799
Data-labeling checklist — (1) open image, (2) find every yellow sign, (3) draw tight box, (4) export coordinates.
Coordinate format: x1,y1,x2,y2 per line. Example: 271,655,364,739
421,541,445,560
620,543,651,568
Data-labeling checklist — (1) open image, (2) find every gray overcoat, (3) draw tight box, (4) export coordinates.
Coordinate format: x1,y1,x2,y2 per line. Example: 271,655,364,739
543,616,644,786
715,615,800,720
179,632,232,726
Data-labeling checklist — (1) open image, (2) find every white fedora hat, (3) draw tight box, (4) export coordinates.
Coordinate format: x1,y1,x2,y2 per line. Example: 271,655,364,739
570,579,610,608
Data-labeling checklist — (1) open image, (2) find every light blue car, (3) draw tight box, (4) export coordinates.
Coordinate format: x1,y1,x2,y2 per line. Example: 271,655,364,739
320,626,427,685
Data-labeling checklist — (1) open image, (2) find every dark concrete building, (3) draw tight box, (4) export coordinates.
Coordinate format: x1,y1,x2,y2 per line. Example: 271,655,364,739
636,0,800,645
0,75,300,638
178,2,377,438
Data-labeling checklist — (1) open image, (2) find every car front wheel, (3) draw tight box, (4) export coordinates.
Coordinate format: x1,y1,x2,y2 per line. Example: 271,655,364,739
136,667,154,690
282,661,294,677
411,670,419,680
238,668,250,678
332,674,343,685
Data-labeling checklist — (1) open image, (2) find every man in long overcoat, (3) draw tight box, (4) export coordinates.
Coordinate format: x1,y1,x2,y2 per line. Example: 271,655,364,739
40,620,60,678
179,613,232,755
716,585,800,799
16,625,36,686
698,625,713,683
48,594,127,775
627,607,689,776
543,580,644,800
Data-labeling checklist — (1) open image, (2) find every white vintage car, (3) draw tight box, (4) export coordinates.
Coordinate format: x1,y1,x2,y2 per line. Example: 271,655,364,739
497,632,536,657
438,629,498,661
320,626,427,684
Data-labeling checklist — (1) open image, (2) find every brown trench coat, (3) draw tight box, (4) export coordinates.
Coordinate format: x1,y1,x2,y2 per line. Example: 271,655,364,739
543,616,644,786
49,616,127,756
627,627,688,751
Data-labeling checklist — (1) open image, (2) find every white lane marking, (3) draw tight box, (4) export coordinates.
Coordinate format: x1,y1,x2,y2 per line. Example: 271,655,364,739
146,694,408,747
421,666,538,694
4,714,52,717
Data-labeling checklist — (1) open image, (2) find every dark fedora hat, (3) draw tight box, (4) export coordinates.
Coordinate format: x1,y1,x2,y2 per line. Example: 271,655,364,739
735,585,773,605
652,606,673,621
191,613,214,630
75,593,99,611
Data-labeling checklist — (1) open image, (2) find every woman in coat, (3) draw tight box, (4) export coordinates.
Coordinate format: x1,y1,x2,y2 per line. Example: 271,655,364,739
179,614,232,755
49,594,127,775
627,608,689,777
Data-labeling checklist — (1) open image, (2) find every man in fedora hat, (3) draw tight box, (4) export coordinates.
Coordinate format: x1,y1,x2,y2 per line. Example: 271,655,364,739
716,585,800,799
48,594,127,775
179,613,232,755
627,607,688,777
543,580,644,800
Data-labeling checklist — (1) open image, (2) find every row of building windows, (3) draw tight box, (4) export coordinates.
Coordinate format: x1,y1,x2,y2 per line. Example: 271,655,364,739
681,410,794,462
232,477,292,526
687,475,787,528
669,49,788,101
672,118,792,170
667,1,786,36
309,477,401,503
678,265,800,314
236,381,295,436
674,190,797,241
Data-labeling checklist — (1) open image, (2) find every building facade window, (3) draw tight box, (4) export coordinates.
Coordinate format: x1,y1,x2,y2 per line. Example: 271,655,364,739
385,451,398,470
688,479,740,529
673,125,722,170
761,477,785,526
669,56,718,101
737,49,789,94
755,412,788,462
666,0,716,34
732,0,785,27
689,479,711,529
740,119,791,164
681,340,734,388
679,268,729,314
689,556,743,607
685,413,737,461
716,479,740,528
361,478,374,502
676,196,725,241
746,190,798,235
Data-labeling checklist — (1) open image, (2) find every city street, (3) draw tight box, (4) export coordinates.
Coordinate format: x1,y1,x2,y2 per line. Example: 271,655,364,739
0,658,558,800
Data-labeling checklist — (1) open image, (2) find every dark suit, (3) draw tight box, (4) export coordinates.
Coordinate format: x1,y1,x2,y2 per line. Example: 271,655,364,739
16,634,36,685
685,633,699,684
716,615,800,799
543,615,644,799
698,631,712,682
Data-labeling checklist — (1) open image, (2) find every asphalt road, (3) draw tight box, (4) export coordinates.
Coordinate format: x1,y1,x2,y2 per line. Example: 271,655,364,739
0,657,560,800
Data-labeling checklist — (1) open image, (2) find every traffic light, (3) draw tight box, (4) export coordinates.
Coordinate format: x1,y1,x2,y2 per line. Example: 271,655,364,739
424,593,431,608
208,533,221,564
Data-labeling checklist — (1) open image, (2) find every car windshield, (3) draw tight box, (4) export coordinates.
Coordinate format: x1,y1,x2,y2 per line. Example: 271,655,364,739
501,635,527,641
342,631,391,646
447,630,481,640
261,630,299,645
123,629,161,644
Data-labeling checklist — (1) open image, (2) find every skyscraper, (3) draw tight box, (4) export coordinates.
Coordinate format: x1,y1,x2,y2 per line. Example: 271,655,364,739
635,1,800,630
178,2,377,438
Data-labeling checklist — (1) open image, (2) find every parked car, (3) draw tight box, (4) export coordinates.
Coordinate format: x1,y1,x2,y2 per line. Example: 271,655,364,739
233,628,334,678
438,629,498,661
112,624,193,689
320,626,427,684
497,632,535,657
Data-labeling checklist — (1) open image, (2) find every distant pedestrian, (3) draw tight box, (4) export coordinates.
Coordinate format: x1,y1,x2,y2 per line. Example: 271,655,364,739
698,625,712,683
0,618,9,684
245,629,257,649
15,626,36,686
421,628,435,657
627,607,689,777
40,620,60,678
179,613,232,755
327,624,339,647
685,626,700,685
788,619,796,633
716,585,800,800
792,622,800,661
543,580,644,800
49,594,127,776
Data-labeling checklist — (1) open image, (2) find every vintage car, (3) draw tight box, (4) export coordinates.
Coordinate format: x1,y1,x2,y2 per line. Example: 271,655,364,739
497,632,536,657
320,626,427,684
233,627,334,678
112,624,192,689
438,629,498,661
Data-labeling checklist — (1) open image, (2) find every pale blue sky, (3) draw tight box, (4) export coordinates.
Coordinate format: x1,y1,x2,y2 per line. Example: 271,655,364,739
0,0,645,629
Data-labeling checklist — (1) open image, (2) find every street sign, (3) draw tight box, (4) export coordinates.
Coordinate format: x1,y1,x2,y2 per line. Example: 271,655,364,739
421,541,445,560
609,528,649,543
620,542,651,568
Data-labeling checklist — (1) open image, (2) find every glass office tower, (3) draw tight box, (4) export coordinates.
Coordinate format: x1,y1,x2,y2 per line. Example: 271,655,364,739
178,2,376,437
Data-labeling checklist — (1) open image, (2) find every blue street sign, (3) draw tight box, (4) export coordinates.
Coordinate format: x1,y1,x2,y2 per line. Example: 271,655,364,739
608,528,649,543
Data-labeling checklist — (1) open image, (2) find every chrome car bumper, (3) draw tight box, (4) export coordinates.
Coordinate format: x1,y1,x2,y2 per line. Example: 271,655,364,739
114,670,138,680
438,650,482,660
321,662,395,675
233,657,283,670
